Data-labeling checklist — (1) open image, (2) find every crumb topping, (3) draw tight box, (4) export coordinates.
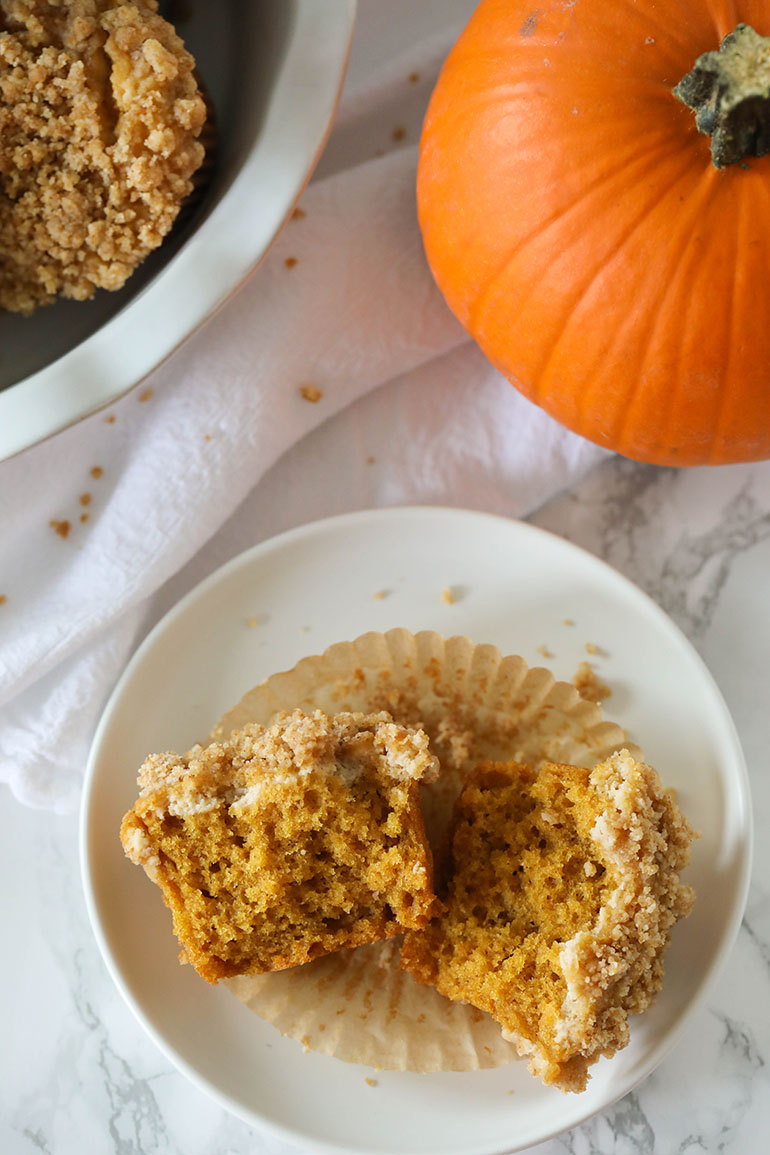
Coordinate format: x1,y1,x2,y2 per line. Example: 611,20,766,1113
134,710,438,820
0,0,206,312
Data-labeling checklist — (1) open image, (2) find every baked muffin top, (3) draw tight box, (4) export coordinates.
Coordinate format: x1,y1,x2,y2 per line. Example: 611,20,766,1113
0,0,206,313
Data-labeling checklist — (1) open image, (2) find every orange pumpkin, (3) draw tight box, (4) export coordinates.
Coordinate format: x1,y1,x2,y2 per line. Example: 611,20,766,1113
417,0,770,465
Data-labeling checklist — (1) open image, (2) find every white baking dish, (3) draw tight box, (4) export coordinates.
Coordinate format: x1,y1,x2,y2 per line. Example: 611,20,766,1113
0,0,356,461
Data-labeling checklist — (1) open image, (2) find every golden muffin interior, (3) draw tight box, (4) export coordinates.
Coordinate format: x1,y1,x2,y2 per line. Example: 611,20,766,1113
120,709,442,983
401,750,694,1092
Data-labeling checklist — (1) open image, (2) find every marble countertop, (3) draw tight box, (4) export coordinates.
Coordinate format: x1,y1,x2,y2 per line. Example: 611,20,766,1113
3,4,770,1154
4,454,769,1155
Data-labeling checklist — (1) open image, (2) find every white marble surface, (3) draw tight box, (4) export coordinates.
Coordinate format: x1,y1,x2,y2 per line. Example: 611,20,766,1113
3,3,770,1154
4,456,769,1155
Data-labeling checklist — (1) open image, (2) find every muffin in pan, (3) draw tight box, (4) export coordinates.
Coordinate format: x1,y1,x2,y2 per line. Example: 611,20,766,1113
0,0,208,313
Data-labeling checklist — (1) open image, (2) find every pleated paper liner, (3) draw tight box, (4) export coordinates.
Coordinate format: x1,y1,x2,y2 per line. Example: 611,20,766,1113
214,629,637,1072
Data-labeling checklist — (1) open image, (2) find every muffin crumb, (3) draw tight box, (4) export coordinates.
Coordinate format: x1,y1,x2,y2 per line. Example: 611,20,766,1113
572,661,611,703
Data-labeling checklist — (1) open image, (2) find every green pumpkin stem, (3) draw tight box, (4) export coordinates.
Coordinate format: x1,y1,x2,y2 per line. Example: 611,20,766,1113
674,23,770,168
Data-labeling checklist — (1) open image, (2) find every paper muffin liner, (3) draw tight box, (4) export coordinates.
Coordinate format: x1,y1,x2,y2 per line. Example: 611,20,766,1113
214,629,637,1072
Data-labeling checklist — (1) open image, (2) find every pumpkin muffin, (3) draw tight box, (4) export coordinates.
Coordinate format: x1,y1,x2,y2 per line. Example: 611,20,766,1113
120,709,442,984
0,0,207,313
400,750,694,1091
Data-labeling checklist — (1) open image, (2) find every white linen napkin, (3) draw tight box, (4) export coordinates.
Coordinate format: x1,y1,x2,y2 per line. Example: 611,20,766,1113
0,26,609,811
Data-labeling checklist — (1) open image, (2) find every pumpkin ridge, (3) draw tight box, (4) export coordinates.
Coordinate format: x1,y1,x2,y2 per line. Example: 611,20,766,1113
586,248,693,455
464,134,688,341
524,153,699,411
530,148,714,451
656,161,770,463
613,167,722,458
704,174,745,463
592,0,714,69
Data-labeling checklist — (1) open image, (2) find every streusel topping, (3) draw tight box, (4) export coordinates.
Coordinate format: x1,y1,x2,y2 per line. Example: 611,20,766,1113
0,0,206,312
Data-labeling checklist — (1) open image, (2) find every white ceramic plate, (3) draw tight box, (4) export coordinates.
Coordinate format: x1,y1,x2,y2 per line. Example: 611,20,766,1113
0,0,356,461
81,507,752,1155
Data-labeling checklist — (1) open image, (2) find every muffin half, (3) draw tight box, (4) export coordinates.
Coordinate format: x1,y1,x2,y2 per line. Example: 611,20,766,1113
120,709,441,983
401,750,695,1091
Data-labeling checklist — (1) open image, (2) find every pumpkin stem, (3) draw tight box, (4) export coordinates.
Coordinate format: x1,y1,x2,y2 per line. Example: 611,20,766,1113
674,23,770,167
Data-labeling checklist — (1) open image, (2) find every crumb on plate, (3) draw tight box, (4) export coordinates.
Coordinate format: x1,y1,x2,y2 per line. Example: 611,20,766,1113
572,661,611,703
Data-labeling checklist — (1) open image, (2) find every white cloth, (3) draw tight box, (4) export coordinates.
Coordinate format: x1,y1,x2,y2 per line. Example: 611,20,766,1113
0,23,609,812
